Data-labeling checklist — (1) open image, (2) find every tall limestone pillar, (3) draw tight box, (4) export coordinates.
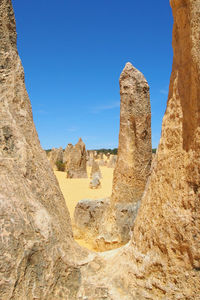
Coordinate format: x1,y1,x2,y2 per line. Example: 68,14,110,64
74,63,152,249
111,62,152,206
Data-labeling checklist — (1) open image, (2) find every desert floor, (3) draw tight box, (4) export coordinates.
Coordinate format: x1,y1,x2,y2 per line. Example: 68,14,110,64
54,166,114,250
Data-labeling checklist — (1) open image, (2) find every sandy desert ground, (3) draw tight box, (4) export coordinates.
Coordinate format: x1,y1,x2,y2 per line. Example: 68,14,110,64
54,166,114,250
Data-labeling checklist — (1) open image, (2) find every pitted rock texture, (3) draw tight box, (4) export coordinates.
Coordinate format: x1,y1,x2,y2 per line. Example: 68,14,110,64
65,138,88,178
74,199,119,251
0,2,88,299
126,0,200,298
111,62,152,205
74,198,139,251
90,159,102,179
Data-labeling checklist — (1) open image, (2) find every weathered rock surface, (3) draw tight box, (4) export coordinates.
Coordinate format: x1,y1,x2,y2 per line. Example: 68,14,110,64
2,1,200,299
74,64,152,249
47,147,63,169
89,174,101,189
90,159,102,179
63,143,73,164
126,1,200,297
0,2,88,299
76,1,200,299
74,199,117,251
74,198,139,251
111,62,152,205
65,138,88,178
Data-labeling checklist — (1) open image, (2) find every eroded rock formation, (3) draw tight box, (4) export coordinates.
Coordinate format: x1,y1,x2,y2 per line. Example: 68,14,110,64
0,2,88,298
111,62,152,205
127,0,200,297
65,138,88,178
1,0,200,299
76,1,200,298
107,154,117,168
63,143,73,164
90,159,102,179
47,146,63,169
74,63,152,249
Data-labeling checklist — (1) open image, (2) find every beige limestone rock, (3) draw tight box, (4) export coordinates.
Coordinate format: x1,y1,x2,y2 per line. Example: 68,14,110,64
0,2,88,299
76,1,200,299
65,138,88,178
111,62,152,205
89,175,101,189
107,154,117,168
2,1,200,299
47,146,63,169
74,199,116,251
90,159,102,179
98,152,104,160
74,63,152,249
75,63,152,248
98,159,107,166
63,143,73,164
127,0,200,297
74,198,139,250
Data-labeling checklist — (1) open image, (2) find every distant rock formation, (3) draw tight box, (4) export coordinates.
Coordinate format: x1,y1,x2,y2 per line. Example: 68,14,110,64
98,152,104,160
48,147,63,169
107,154,117,168
98,159,107,166
63,143,73,164
65,138,88,178
90,159,102,179
111,62,152,205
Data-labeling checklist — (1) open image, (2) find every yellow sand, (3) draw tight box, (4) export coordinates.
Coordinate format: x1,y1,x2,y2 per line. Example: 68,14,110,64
54,166,114,250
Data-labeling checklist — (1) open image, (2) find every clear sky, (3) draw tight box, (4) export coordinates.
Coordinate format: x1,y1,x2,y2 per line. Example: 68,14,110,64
12,0,173,150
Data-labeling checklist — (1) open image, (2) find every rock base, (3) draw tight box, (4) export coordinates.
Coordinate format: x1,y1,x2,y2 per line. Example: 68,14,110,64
74,198,140,251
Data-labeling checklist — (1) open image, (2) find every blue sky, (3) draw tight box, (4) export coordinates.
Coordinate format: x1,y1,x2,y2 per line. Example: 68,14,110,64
12,0,173,150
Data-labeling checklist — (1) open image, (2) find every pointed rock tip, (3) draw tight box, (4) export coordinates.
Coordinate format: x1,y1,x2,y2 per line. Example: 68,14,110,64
124,62,134,70
77,137,85,146
122,62,141,74
120,62,147,84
